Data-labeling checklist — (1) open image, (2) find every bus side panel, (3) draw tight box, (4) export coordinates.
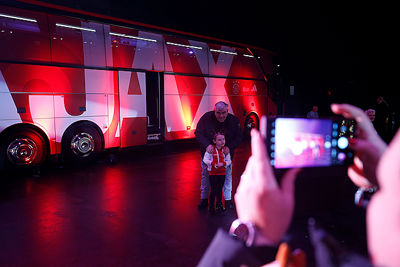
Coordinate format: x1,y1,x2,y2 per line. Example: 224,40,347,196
207,77,247,127
0,5,51,63
53,68,112,152
0,63,114,154
118,70,147,147
164,75,267,141
0,63,86,117
0,69,21,122
0,64,56,153
104,71,121,149
267,96,277,115
27,94,56,153
224,79,268,123
0,69,21,142
164,74,209,141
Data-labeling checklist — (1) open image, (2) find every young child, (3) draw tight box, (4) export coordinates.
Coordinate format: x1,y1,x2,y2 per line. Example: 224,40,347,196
203,131,232,214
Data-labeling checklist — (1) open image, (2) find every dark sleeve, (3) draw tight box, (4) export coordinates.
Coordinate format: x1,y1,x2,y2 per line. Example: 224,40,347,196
309,219,373,267
228,115,243,151
195,114,212,150
197,229,277,267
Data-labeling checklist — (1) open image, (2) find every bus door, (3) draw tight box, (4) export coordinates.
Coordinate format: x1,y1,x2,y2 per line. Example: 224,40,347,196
146,71,165,143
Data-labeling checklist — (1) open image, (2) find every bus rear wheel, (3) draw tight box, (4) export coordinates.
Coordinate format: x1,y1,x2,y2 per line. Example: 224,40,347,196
2,128,47,168
62,123,102,163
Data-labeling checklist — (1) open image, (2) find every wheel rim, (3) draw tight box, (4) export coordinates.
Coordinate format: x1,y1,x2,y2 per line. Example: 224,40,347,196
7,138,38,165
70,132,95,157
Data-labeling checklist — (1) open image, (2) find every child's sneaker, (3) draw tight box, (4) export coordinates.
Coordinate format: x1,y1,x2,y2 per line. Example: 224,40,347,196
208,205,216,215
216,202,226,214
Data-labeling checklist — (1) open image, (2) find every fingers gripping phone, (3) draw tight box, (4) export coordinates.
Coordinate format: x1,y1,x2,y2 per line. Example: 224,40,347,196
265,117,356,168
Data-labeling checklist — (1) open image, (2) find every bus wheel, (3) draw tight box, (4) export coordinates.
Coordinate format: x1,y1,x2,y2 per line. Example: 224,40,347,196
3,128,47,167
62,123,102,163
244,113,259,140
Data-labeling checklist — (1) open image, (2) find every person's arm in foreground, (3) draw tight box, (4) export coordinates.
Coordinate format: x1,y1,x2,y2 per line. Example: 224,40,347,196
367,129,400,266
198,117,300,267
235,118,300,245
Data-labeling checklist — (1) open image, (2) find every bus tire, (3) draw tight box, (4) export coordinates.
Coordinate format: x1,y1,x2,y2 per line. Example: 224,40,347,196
2,127,47,168
62,122,102,163
244,113,259,140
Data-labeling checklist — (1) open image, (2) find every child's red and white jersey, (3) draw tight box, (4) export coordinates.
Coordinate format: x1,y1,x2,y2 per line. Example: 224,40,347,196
203,145,232,175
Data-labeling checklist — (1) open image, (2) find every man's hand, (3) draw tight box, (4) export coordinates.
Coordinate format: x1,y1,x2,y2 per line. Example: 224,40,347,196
223,146,230,155
214,162,223,168
235,118,300,245
331,103,387,188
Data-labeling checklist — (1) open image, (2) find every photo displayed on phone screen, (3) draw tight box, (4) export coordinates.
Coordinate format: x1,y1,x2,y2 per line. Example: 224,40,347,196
266,117,356,168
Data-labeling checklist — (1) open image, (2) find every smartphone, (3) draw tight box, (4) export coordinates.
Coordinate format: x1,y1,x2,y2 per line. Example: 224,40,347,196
265,117,356,168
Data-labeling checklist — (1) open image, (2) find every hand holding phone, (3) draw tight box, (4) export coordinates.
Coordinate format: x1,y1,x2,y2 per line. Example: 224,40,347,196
331,103,387,188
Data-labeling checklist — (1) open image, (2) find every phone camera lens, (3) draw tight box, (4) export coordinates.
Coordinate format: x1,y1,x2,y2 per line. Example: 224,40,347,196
338,137,349,149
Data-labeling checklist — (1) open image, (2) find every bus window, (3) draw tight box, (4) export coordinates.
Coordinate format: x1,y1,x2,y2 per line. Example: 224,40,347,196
251,49,274,76
208,44,264,79
228,47,264,79
48,15,106,67
0,5,50,62
208,44,238,77
164,36,208,75
105,25,164,71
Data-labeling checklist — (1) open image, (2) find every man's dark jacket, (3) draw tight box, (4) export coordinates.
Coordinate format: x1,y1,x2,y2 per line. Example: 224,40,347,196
194,111,243,159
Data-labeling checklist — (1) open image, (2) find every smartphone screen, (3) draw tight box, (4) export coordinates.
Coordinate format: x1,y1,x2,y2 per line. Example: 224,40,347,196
266,117,356,168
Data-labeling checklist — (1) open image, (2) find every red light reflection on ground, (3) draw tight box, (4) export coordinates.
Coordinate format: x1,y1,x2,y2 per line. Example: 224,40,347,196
100,167,128,238
30,183,69,263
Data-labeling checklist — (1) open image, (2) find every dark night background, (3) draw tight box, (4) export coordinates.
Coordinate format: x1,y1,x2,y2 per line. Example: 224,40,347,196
14,0,399,115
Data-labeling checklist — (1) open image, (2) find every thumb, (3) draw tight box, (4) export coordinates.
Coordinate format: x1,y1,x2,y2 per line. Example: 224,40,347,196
281,168,301,197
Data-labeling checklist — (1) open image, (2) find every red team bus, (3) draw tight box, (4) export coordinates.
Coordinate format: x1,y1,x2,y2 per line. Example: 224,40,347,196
0,1,278,168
